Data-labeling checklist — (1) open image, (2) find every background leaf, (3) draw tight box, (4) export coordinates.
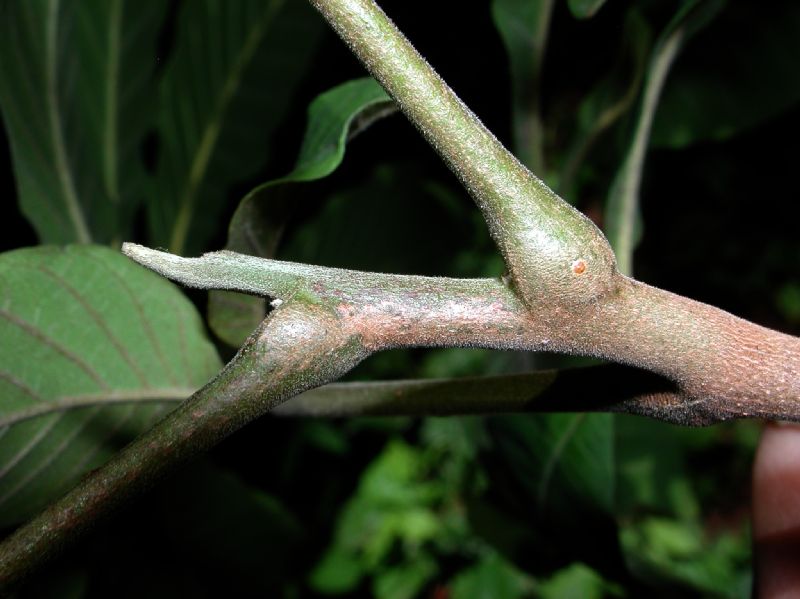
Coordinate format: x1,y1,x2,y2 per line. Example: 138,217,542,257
147,0,323,256
491,0,553,172
557,7,650,199
0,0,166,244
472,413,617,574
604,0,723,275
486,414,615,518
566,0,607,20
0,245,220,526
650,0,800,148
449,552,531,599
208,77,394,347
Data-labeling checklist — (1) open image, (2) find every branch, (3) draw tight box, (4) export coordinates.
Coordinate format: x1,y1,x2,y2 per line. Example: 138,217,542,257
305,0,800,419
5,229,799,589
0,301,367,591
126,244,800,424
307,0,618,310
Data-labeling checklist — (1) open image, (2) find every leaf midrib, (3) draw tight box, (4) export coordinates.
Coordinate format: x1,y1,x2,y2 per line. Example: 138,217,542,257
168,0,286,254
46,0,91,243
102,0,123,205
0,387,191,428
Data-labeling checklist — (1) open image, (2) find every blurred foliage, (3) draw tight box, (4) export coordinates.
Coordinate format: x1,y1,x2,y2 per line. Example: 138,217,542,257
1,0,798,597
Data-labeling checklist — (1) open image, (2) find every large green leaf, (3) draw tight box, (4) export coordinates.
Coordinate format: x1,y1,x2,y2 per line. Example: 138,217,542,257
0,245,220,526
0,0,166,244
148,0,323,256
208,78,394,347
651,0,800,148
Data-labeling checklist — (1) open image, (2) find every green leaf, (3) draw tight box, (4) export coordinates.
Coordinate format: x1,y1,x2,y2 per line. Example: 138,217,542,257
0,0,166,244
485,413,615,517
148,0,323,256
372,557,438,599
538,562,621,599
0,245,220,526
604,0,724,275
208,78,393,347
615,416,700,519
450,552,531,599
620,517,751,598
566,0,607,19
310,547,365,594
651,1,800,148
491,0,553,172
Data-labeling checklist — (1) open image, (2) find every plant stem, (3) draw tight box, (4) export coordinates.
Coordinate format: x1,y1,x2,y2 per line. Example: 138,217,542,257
308,0,618,309
0,302,366,592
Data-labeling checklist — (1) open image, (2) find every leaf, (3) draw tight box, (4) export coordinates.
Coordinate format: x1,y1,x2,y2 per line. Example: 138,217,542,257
158,462,305,594
604,0,724,275
450,552,531,599
614,415,700,518
311,440,445,592
484,413,615,524
372,557,438,599
0,0,167,244
208,78,394,346
651,1,800,148
557,8,650,199
470,410,619,577
309,547,364,594
0,245,221,526
538,562,621,599
148,0,323,256
620,517,751,598
491,0,553,171
566,0,607,19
